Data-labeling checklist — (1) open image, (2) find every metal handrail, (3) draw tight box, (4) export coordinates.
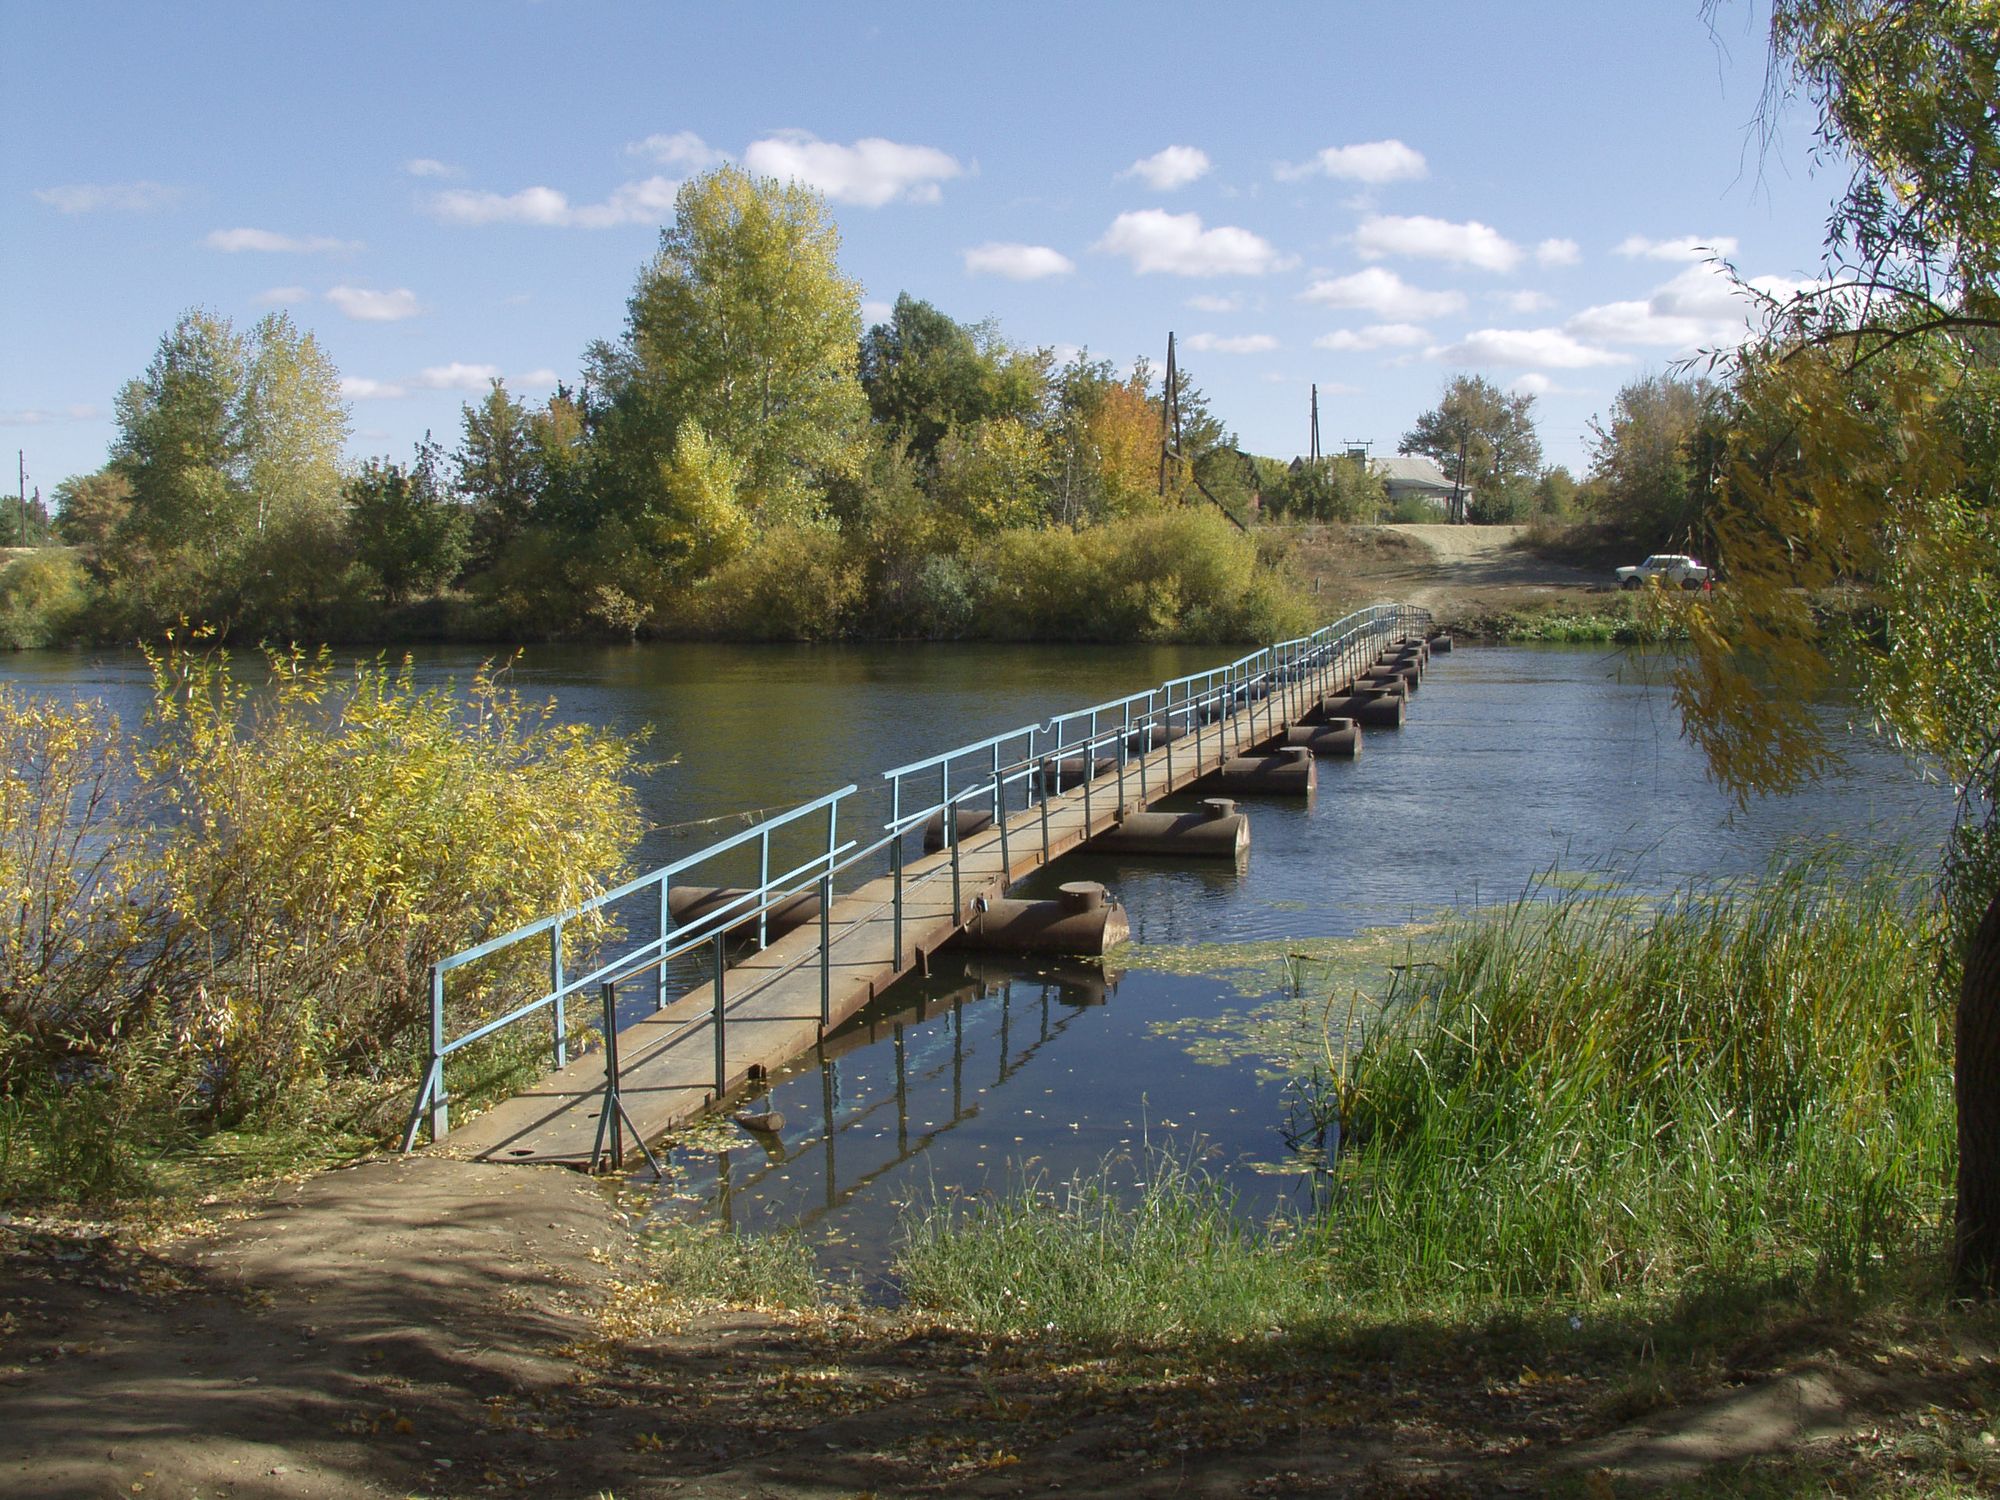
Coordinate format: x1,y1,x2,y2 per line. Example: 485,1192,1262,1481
403,600,1432,1149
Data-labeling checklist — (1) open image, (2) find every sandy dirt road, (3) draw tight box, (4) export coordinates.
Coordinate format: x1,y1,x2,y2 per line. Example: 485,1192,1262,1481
1371,524,1603,609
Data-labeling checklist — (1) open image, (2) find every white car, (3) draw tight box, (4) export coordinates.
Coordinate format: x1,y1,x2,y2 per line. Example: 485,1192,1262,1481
1616,553,1712,590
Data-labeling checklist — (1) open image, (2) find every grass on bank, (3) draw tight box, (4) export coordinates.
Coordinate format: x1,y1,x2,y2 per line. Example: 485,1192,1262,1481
894,851,1954,1344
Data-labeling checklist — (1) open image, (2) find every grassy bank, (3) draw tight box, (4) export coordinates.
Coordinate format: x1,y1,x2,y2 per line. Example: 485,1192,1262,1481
895,852,1953,1342
1440,589,1657,642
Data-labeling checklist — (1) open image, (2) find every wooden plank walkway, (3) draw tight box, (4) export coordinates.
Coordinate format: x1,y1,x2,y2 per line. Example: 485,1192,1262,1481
441,662,1348,1167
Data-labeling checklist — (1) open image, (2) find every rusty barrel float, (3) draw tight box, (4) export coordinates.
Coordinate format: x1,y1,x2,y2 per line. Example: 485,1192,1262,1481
1087,796,1249,857
1285,718,1361,758
1202,743,1316,796
956,880,1129,956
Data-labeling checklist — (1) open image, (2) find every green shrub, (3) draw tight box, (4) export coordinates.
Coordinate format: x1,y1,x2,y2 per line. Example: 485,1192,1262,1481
0,550,90,648
0,644,646,1184
144,645,644,1120
669,523,864,640
0,686,160,1087
972,509,1311,643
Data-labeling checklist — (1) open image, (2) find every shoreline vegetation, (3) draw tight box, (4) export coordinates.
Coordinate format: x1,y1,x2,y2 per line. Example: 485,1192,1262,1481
8,838,1988,1492
2,519,1695,653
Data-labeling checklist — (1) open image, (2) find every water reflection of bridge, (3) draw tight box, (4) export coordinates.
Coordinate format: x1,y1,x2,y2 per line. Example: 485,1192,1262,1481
700,959,1112,1233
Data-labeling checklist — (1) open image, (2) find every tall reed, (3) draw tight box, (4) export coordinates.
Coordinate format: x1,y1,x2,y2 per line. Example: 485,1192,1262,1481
1335,851,1952,1307
896,851,1955,1340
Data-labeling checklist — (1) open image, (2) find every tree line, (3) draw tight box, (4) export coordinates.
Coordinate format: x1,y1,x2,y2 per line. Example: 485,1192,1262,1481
20,168,1321,647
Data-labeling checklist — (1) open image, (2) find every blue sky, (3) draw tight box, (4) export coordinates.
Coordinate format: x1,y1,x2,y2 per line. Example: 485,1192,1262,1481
5,1,1837,498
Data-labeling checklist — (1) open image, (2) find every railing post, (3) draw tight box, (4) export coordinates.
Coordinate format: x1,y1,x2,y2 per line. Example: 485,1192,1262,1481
948,791,962,919
656,878,671,1012
757,829,770,950
890,777,903,967
599,981,625,1171
712,932,728,1099
1119,702,1131,810
589,979,661,1178
891,832,904,968
402,963,449,1150
1038,748,1051,862
991,741,1010,876
551,921,567,1069
818,872,833,1028
1082,738,1093,830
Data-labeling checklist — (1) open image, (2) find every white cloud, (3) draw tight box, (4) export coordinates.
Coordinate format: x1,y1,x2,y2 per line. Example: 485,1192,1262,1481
964,242,1076,280
1275,140,1427,184
861,299,895,324
0,404,101,425
1535,237,1581,267
205,227,363,254
252,286,309,306
1568,260,1811,349
404,158,460,179
343,363,552,401
1094,209,1294,276
742,132,961,206
1186,293,1243,313
1509,373,1555,396
626,131,725,171
1496,289,1553,314
324,286,422,321
339,376,407,401
1615,233,1741,261
1121,146,1212,191
1300,267,1466,320
34,180,184,213
1354,214,1521,272
571,177,680,228
1185,332,1279,354
1431,327,1627,368
1313,323,1428,351
426,177,679,228
412,362,501,391
430,186,570,226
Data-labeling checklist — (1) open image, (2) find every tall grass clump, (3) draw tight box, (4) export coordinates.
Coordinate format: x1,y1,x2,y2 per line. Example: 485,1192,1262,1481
899,851,1954,1342
1332,851,1953,1308
898,1152,1333,1346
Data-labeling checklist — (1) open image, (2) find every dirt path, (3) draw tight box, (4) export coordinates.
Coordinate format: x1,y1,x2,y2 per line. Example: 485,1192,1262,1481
1,1157,632,1499
1369,524,1602,610
9,1151,1997,1497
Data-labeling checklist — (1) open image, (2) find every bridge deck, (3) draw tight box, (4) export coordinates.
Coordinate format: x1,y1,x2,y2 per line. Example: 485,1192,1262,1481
442,668,1337,1168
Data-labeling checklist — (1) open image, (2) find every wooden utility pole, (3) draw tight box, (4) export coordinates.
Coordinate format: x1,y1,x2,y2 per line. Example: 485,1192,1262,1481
15,451,24,547
1309,384,1321,466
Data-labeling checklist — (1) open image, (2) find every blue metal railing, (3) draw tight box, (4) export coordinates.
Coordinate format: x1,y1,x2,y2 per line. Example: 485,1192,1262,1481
402,602,1430,1150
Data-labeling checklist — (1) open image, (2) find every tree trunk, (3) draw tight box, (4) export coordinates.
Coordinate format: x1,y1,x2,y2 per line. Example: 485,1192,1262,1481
1956,881,2000,1296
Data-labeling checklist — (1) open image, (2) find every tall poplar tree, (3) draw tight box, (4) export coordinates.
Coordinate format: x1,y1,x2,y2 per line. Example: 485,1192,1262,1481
587,165,868,529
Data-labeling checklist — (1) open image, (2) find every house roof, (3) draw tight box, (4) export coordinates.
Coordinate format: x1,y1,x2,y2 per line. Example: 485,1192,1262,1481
1371,455,1458,491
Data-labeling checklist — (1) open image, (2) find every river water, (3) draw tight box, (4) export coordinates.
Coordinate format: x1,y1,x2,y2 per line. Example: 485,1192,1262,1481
0,640,1958,1281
